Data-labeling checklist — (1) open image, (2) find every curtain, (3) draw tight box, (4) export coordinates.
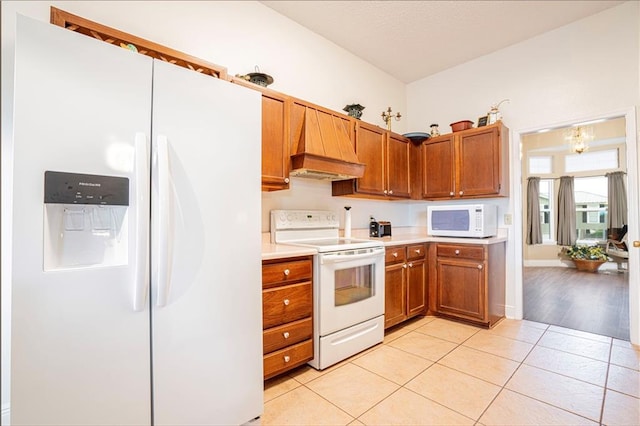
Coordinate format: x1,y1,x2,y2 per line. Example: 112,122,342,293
526,177,542,244
607,171,627,229
556,176,576,246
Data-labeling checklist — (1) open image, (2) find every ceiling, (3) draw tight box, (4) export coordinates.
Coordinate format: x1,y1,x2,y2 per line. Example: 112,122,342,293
261,1,625,83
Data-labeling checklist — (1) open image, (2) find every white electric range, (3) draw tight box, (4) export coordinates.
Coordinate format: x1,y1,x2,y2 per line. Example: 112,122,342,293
271,210,385,370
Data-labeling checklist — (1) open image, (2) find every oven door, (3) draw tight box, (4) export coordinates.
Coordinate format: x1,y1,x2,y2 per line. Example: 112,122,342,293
318,246,385,336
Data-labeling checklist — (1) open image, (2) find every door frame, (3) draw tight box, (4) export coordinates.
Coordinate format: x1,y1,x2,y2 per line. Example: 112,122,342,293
512,107,638,344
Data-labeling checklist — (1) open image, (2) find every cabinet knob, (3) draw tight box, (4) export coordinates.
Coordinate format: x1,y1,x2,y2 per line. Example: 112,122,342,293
455,249,460,255
283,299,290,306
388,190,393,195
383,190,388,194
283,355,291,363
408,262,413,268
450,191,454,196
283,332,290,339
393,252,398,258
477,264,483,270
415,249,421,254
403,264,407,269
284,177,290,184
283,269,290,276
459,191,464,195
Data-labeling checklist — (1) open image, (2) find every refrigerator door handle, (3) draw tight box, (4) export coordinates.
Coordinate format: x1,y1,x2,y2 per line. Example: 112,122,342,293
133,132,150,311
154,134,173,307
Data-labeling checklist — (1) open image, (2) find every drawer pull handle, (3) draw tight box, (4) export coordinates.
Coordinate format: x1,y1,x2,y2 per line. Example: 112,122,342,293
477,264,483,270
283,332,290,339
415,249,421,254
283,355,291,363
393,252,398,258
283,299,290,306
283,269,290,276
455,249,460,255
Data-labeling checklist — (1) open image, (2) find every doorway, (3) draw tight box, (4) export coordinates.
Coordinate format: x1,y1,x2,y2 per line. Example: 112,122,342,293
512,108,638,344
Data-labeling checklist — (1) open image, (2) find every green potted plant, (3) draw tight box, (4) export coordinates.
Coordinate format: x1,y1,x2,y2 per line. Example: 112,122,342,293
566,244,609,272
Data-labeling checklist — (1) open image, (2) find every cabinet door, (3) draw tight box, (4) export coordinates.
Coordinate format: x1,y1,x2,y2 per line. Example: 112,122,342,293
457,126,501,197
355,122,387,196
435,258,486,321
406,258,426,317
384,262,407,329
261,93,290,191
386,133,411,198
422,135,455,199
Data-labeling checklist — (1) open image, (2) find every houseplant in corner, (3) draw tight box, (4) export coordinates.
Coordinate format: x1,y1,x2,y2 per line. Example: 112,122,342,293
566,244,609,272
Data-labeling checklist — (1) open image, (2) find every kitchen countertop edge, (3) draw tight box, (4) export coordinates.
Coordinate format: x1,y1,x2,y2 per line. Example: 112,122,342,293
261,227,508,260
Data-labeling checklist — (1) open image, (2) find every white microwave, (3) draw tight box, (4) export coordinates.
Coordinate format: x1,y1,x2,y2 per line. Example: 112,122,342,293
427,204,498,238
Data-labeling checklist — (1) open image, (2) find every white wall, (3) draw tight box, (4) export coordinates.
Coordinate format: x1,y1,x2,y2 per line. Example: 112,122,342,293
406,1,639,323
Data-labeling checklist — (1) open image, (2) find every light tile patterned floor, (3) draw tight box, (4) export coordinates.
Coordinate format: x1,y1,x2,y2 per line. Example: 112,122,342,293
262,316,640,425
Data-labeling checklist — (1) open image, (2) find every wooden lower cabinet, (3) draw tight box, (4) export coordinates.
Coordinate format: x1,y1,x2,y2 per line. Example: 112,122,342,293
384,243,427,329
429,242,505,328
262,256,313,379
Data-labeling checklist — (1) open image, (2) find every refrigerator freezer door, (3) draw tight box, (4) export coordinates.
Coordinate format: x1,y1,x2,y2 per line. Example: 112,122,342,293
11,16,152,425
150,60,263,424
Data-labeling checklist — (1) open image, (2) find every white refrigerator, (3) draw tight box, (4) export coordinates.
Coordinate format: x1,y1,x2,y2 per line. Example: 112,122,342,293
10,15,263,425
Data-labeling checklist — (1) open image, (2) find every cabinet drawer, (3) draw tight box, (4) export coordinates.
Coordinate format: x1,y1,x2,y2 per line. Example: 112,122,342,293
437,244,485,261
263,317,312,354
406,243,427,260
385,246,407,264
263,282,312,329
264,339,313,379
262,258,312,287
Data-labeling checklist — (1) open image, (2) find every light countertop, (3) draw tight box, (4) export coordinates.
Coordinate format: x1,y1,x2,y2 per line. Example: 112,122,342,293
262,227,508,260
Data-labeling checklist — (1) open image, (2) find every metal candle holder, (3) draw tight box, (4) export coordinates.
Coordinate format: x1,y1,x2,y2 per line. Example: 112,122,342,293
381,107,401,131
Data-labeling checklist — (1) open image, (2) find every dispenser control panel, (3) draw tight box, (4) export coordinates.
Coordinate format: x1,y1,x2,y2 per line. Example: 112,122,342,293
44,171,129,205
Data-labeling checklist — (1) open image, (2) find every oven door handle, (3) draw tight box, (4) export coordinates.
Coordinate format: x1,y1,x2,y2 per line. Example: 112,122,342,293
321,249,385,264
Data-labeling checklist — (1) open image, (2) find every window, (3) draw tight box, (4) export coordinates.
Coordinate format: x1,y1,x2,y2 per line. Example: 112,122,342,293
574,176,608,242
529,156,553,175
538,179,553,242
565,149,618,173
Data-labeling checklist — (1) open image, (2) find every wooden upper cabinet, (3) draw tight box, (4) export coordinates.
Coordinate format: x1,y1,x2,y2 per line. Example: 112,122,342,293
231,77,291,191
352,122,386,195
422,135,455,199
422,122,508,200
332,121,411,199
386,132,411,198
261,92,290,191
457,126,503,197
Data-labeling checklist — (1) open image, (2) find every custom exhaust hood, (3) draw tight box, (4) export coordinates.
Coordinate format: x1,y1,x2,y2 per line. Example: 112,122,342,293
289,101,365,181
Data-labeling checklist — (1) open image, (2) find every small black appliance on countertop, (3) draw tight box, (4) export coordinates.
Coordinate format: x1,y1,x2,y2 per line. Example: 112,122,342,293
370,217,392,238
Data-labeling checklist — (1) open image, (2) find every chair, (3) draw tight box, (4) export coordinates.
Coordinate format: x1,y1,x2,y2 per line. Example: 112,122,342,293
606,225,628,272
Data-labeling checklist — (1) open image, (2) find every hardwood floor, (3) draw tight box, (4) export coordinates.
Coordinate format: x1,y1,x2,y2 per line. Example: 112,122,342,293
523,266,629,340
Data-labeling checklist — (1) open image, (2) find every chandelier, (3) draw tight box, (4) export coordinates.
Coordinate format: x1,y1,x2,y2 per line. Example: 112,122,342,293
566,126,593,154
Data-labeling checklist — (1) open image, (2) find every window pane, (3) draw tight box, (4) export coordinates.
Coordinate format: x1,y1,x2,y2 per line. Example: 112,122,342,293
565,149,618,173
538,179,553,241
574,176,608,242
529,156,552,174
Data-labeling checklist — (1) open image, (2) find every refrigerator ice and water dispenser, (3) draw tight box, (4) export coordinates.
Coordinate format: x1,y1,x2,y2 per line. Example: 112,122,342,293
43,171,129,270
